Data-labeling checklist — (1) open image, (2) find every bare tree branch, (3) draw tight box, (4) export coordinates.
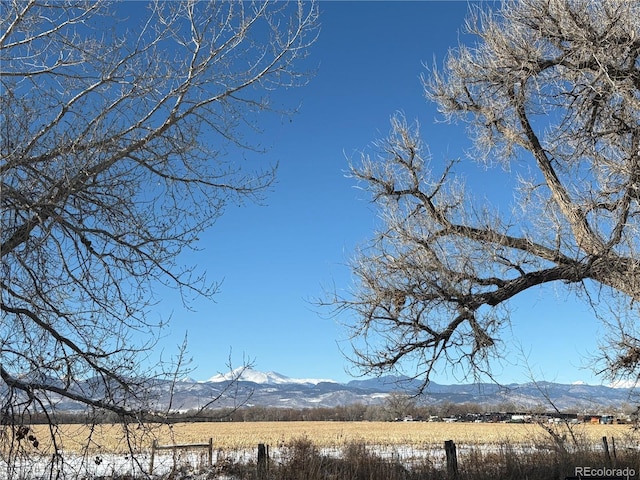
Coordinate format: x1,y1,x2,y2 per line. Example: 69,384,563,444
0,0,318,474
332,0,639,391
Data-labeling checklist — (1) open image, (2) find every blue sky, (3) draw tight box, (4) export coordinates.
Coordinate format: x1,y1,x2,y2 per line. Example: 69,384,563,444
150,1,608,387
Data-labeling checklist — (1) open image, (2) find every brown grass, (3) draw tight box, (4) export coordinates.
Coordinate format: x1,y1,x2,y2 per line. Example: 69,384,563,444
7,422,639,480
24,421,639,454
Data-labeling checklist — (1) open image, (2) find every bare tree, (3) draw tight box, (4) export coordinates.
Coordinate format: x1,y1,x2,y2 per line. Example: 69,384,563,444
334,0,639,389
0,0,317,474
383,392,416,421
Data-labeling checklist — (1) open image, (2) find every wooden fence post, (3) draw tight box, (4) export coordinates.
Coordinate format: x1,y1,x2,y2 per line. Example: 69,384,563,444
444,440,458,480
150,439,157,474
257,443,268,480
603,436,611,465
611,436,617,464
208,437,213,468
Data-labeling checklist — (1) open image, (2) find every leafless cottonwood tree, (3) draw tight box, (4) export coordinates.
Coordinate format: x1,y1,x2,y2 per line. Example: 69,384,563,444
0,0,317,473
336,0,639,388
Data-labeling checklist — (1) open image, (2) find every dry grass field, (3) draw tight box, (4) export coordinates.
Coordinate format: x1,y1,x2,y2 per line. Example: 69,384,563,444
25,421,638,455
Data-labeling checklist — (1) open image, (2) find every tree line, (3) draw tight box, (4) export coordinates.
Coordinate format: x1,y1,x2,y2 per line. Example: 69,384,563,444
21,397,638,425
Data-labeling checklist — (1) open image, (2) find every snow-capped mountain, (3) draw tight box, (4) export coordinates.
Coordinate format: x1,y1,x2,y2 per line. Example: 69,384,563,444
156,371,638,412
13,369,638,413
207,367,336,386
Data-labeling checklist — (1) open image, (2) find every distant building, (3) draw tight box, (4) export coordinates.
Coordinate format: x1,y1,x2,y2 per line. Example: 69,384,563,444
510,414,531,423
600,415,614,424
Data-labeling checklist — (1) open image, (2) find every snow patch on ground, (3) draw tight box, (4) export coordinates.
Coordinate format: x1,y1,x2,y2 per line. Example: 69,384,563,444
0,440,614,479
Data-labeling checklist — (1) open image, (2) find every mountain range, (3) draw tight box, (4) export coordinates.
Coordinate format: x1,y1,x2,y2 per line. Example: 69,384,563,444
158,368,638,412
23,368,638,413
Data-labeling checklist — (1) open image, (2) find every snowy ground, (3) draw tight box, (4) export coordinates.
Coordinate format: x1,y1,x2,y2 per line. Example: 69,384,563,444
0,441,605,479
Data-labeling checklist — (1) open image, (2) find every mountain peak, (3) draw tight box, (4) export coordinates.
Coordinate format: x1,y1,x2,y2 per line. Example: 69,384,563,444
207,367,336,386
